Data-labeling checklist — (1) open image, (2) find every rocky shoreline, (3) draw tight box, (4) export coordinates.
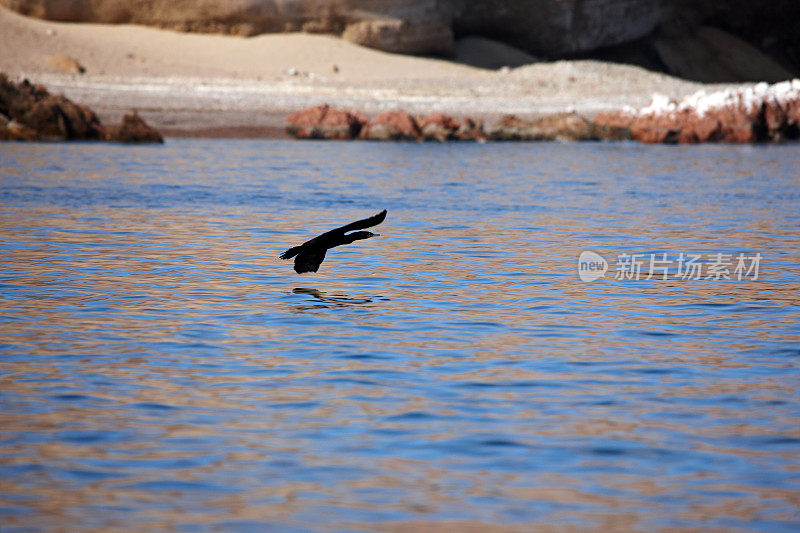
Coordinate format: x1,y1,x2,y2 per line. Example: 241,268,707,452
286,80,800,144
3,74,799,146
596,80,800,143
0,73,162,142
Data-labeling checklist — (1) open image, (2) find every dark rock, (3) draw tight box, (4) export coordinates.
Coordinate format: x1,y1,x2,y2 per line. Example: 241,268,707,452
677,0,800,77
454,36,538,70
104,111,164,143
361,110,421,141
1,73,163,143
653,26,793,84
0,113,39,141
285,104,368,140
0,72,103,140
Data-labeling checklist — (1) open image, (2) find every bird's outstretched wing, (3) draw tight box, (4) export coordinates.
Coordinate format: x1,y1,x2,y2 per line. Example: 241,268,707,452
279,210,387,266
329,209,387,235
279,245,302,260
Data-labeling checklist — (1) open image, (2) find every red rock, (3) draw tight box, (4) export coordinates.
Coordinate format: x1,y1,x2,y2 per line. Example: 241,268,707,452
628,108,723,144
418,113,460,142
630,113,683,144
361,110,421,141
592,112,633,141
708,106,757,143
679,111,723,143
285,104,367,140
104,111,164,143
607,81,800,144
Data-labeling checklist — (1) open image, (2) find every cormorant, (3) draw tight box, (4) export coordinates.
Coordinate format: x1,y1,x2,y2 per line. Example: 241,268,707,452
280,210,387,273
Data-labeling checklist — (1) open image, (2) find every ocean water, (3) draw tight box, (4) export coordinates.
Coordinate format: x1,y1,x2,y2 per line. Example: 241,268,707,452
0,139,799,532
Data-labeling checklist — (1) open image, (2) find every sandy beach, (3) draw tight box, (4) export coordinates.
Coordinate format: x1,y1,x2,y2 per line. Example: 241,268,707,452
1,6,724,137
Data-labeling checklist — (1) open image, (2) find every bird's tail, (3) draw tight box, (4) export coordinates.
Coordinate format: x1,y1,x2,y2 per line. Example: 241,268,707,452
279,246,302,260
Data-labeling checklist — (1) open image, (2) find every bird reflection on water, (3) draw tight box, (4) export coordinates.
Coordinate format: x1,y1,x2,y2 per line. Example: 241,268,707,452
292,287,377,308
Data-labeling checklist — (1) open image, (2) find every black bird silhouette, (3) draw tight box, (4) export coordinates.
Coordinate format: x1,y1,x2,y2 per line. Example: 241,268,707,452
280,210,387,273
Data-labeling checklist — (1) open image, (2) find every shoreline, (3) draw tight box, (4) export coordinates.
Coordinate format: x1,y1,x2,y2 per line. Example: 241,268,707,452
16,71,709,139
5,6,795,143
0,6,738,139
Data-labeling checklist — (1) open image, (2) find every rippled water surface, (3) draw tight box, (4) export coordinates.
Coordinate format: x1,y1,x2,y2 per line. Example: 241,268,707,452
1,140,799,532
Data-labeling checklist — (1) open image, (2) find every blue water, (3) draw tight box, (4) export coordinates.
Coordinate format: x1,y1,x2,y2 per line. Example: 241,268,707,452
1,140,799,532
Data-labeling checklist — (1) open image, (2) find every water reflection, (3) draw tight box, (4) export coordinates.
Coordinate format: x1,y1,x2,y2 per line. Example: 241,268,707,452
0,140,798,532
292,287,376,307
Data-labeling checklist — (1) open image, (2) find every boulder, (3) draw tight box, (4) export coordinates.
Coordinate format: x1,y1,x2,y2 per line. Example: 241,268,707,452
454,0,669,57
360,110,421,141
0,73,103,140
0,73,163,142
285,104,368,140
104,111,164,143
653,26,793,84
0,112,39,140
592,113,633,141
455,117,487,142
487,115,549,141
487,112,596,141
531,112,597,141
763,84,800,141
676,0,800,79
341,17,454,56
418,113,460,142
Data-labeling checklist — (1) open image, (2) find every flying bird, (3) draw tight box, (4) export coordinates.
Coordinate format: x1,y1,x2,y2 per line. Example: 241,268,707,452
280,210,387,273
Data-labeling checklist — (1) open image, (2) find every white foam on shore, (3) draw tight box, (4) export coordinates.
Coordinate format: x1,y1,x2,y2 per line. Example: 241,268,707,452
638,79,800,117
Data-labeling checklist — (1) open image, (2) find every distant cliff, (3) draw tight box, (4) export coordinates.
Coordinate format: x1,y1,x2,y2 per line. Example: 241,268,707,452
1,0,797,82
